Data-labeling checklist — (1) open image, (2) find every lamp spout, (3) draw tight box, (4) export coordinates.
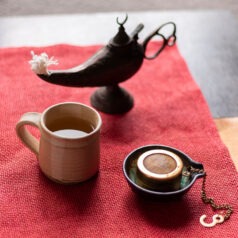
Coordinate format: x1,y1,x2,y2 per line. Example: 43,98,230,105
36,41,144,87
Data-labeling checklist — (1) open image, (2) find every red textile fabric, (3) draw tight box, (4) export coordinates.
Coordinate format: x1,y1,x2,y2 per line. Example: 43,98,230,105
0,44,237,237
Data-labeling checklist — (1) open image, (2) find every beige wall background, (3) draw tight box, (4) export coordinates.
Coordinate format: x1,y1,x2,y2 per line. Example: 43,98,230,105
0,0,238,18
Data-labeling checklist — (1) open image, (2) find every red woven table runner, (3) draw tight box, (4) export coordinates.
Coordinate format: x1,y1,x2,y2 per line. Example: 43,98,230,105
0,44,237,237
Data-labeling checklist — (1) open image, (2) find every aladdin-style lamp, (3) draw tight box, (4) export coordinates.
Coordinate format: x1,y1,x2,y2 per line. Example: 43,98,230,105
29,15,176,114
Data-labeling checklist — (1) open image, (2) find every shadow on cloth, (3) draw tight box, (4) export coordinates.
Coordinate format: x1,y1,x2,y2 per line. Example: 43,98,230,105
126,193,193,228
100,112,138,144
36,170,100,215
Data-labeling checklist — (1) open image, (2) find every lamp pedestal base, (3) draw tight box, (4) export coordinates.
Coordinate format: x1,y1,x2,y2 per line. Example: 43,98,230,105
90,85,134,114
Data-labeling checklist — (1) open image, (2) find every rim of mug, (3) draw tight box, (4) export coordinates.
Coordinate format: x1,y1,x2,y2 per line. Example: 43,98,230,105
40,102,102,140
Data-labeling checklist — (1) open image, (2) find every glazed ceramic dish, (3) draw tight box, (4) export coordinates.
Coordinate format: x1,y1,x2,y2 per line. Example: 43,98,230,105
123,145,205,198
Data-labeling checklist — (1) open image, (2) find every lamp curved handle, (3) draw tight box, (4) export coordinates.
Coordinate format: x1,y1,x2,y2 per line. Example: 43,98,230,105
143,22,177,60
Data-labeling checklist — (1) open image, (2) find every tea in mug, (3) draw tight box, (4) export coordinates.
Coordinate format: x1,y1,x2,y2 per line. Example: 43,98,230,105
47,116,94,138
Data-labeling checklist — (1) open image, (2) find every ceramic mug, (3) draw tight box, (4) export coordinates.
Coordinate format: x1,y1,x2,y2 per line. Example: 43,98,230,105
16,102,102,184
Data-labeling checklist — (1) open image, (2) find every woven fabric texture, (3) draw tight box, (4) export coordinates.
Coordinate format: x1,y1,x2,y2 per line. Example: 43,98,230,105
0,44,237,237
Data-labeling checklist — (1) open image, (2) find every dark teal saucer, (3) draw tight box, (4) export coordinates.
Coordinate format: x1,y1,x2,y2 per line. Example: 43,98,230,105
123,145,205,199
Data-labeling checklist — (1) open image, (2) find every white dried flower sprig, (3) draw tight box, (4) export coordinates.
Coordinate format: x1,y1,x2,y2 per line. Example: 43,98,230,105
29,51,58,75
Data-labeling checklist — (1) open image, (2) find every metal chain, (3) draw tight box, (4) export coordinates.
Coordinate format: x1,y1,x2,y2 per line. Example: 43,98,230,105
201,172,233,221
189,167,233,222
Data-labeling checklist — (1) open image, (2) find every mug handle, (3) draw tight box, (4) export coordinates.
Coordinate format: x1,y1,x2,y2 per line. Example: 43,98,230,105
16,112,41,156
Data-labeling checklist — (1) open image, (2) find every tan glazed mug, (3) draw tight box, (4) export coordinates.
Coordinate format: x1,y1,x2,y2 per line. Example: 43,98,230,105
16,102,102,184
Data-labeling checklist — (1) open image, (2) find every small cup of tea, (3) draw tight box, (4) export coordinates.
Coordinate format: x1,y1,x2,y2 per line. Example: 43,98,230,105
16,102,102,184
137,149,183,191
